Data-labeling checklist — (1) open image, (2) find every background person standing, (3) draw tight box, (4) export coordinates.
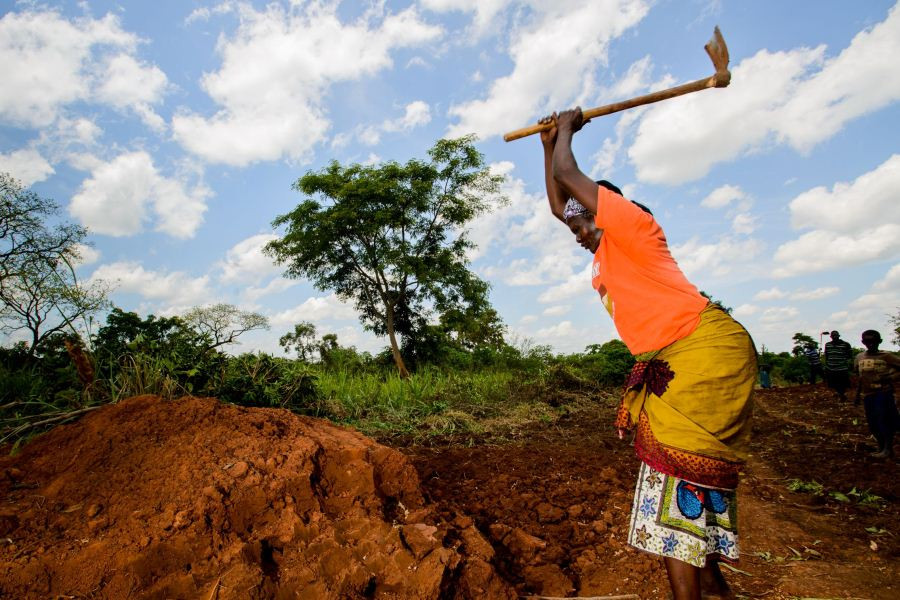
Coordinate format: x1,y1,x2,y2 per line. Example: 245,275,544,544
824,331,853,402
854,330,900,459
804,342,824,385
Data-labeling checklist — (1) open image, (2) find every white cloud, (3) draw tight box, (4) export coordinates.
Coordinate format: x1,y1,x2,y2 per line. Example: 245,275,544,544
826,263,900,347
731,213,757,235
535,320,578,339
172,3,441,166
670,236,765,278
733,303,759,318
94,53,168,130
774,155,900,277
629,4,900,184
759,306,799,324
754,287,787,301
270,293,358,326
244,277,298,303
791,286,839,301
89,261,213,307
0,148,54,185
0,9,166,128
788,154,900,233
382,100,431,132
69,151,209,238
338,100,432,148
219,233,281,284
774,226,900,279
542,305,570,317
71,243,100,267
701,184,745,209
537,264,592,303
420,0,513,38
446,1,649,138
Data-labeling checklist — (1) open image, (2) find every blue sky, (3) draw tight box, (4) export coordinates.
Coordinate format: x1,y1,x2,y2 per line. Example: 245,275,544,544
2,0,899,356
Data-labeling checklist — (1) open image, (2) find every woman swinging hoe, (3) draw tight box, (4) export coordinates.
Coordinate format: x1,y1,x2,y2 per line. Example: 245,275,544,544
540,108,756,600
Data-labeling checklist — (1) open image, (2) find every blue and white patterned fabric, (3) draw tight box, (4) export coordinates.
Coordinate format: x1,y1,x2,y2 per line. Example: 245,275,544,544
627,462,739,568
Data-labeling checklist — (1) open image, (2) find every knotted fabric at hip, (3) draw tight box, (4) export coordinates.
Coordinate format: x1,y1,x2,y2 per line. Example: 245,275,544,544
625,359,675,397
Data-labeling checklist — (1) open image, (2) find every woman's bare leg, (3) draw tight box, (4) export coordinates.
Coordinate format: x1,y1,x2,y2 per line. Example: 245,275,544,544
664,556,700,599
665,557,733,599
699,560,734,598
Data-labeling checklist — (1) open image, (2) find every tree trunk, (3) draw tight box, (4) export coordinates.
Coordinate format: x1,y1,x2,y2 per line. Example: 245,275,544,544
384,305,410,378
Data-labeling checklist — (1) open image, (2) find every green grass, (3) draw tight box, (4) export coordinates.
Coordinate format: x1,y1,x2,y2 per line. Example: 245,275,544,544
313,367,526,438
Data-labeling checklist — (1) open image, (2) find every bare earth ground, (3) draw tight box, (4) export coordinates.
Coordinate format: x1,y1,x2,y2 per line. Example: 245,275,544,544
401,383,899,599
0,383,897,598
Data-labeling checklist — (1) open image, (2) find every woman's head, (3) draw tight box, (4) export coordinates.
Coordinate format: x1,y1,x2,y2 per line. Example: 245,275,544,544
563,198,602,253
562,181,651,253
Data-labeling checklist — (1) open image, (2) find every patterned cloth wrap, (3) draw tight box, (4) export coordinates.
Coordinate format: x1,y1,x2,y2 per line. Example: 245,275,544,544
616,304,756,566
629,462,739,568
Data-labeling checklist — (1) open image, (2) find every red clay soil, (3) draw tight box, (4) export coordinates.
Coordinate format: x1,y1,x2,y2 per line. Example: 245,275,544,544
404,384,900,599
1,384,898,599
0,395,513,599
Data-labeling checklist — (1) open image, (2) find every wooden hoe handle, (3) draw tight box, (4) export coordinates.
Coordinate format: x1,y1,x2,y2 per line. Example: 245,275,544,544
503,27,731,142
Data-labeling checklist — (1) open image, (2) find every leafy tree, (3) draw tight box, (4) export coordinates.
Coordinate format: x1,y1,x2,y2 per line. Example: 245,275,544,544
265,136,506,376
0,174,107,356
437,279,506,350
791,332,816,356
1,173,86,290
279,321,318,361
93,308,191,359
0,243,108,356
890,308,899,347
181,303,269,354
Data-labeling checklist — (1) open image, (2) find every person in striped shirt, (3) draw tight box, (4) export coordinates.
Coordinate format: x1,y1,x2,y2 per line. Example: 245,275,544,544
824,330,853,402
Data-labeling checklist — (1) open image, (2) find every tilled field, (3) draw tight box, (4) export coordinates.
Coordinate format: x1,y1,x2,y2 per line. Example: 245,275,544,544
404,384,899,599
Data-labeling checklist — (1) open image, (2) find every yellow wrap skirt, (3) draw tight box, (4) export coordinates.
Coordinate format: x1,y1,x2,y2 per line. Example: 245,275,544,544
616,304,757,489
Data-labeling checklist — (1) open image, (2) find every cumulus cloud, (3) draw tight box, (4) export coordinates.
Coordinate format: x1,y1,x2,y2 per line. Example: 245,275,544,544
445,0,649,138
670,236,765,279
270,293,358,326
382,101,432,132
468,162,588,297
542,305,570,317
733,303,759,318
420,0,513,38
759,306,799,324
791,286,840,301
755,285,839,301
89,261,213,307
70,243,100,267
244,277,298,303
537,265,593,304
701,184,746,209
0,9,167,128
773,154,900,277
219,233,281,284
628,4,900,184
825,263,900,346
754,287,787,301
69,151,209,238
731,213,757,235
337,100,432,147
0,149,54,185
172,3,441,166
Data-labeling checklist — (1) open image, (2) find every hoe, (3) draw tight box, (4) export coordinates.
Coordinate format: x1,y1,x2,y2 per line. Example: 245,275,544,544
503,27,731,142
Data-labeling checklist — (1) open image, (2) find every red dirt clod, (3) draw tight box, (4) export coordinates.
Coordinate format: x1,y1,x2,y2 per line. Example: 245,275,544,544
0,395,514,599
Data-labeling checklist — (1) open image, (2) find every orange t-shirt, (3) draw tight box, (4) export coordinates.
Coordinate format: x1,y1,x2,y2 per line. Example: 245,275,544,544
592,187,707,355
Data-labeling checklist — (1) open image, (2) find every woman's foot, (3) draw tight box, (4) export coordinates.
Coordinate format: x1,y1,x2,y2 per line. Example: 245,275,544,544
700,561,734,599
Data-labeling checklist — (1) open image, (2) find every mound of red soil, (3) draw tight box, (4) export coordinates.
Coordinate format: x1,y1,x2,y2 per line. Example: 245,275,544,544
0,395,513,599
